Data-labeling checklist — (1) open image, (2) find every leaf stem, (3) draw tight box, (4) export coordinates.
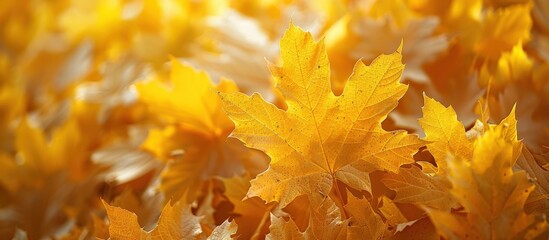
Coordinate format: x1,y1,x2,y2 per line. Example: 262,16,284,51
331,177,349,220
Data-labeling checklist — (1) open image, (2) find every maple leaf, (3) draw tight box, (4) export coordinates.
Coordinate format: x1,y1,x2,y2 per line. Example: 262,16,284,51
382,165,456,210
344,193,386,239
219,23,423,208
266,215,303,240
418,94,473,174
366,96,470,232
136,59,267,202
304,197,349,239
485,102,549,215
102,199,203,239
426,110,548,239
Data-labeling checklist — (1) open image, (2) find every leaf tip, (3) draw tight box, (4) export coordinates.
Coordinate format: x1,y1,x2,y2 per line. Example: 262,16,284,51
100,198,108,207
397,40,404,54
510,103,517,116
422,92,433,104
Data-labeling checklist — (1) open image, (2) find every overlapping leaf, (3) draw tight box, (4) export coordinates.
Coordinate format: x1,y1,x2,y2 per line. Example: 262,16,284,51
425,106,547,239
220,23,423,207
102,199,202,239
136,60,267,202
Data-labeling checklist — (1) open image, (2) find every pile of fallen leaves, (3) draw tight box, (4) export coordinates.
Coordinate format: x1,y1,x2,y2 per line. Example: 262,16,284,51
1,0,548,239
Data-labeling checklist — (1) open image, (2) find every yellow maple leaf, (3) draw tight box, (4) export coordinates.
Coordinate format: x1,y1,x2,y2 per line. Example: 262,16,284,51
219,23,423,208
266,215,303,240
418,94,473,174
344,193,387,239
380,95,468,216
304,198,349,239
484,106,549,215
102,199,202,240
382,165,456,210
426,110,547,239
136,59,267,202
136,59,235,136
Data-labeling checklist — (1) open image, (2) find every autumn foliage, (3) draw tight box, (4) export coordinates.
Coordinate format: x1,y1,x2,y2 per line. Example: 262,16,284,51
0,0,548,239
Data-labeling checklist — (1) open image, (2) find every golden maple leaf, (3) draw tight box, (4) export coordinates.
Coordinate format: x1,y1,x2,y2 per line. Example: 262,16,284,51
266,215,303,240
418,94,473,174
136,59,268,202
102,199,203,239
219,23,423,208
382,165,456,210
484,99,549,215
426,107,548,239
344,193,386,239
